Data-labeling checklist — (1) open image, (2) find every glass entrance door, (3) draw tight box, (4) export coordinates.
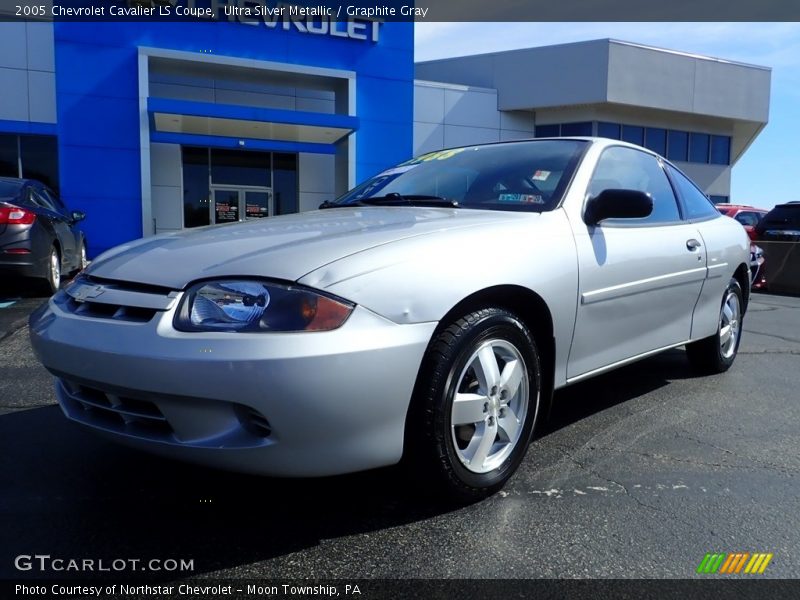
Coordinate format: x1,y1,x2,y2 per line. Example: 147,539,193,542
211,188,240,224
211,187,273,224
243,190,272,220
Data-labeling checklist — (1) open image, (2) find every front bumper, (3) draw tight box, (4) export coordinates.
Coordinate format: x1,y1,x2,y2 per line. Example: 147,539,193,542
29,288,436,476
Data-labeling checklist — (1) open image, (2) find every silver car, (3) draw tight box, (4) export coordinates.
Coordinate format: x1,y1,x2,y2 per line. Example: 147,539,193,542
29,138,750,501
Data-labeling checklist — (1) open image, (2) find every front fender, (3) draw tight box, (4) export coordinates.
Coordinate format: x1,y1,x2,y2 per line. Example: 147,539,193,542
299,210,580,388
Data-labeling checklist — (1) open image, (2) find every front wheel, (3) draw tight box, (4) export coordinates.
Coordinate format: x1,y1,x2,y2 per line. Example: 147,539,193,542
686,278,744,374
72,240,88,274
406,308,541,502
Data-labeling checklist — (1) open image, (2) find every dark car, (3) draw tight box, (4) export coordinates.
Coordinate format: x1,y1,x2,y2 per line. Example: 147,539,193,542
754,202,800,295
0,177,87,293
756,202,800,241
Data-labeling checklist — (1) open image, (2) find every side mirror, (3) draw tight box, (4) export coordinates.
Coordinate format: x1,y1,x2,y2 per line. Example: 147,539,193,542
70,210,86,223
584,189,653,225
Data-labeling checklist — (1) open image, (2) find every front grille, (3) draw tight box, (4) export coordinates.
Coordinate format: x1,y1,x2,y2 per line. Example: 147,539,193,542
61,296,158,323
55,275,180,324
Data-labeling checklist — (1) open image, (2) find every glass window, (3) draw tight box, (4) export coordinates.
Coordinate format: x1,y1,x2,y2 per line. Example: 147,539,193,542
31,188,57,211
561,122,592,136
667,130,688,162
272,153,297,216
0,179,23,197
20,135,59,193
709,195,729,204
710,136,730,165
621,125,644,147
40,187,66,213
666,164,719,220
759,205,800,230
597,122,620,140
734,212,761,228
182,147,210,228
689,133,710,164
335,140,587,213
589,146,680,224
534,124,559,138
211,149,270,187
644,128,667,156
0,134,18,178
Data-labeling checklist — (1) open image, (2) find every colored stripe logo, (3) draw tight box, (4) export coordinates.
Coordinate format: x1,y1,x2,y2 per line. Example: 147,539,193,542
697,552,773,574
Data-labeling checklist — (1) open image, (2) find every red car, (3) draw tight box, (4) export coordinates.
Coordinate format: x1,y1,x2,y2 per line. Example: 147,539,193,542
716,204,768,240
716,204,768,289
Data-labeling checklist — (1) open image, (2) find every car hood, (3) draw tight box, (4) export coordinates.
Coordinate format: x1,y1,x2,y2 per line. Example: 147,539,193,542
86,207,521,289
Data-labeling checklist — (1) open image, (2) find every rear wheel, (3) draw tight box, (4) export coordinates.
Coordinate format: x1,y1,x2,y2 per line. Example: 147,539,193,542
686,278,744,374
406,308,541,502
39,246,61,295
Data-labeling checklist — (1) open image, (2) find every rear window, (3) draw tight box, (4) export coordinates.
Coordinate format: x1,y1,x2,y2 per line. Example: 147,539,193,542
759,205,800,230
0,180,22,197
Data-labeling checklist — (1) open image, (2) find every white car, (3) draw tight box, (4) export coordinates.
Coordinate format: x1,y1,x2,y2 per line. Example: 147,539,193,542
30,138,750,501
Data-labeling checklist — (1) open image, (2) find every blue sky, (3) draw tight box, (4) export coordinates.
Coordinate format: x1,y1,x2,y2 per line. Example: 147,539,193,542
414,23,800,210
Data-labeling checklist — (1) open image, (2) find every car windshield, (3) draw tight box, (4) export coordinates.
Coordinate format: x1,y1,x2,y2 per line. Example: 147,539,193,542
330,140,587,212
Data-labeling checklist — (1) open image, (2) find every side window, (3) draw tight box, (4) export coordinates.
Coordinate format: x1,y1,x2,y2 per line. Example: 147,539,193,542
42,188,66,212
735,212,759,228
665,164,720,220
31,188,56,212
588,146,681,224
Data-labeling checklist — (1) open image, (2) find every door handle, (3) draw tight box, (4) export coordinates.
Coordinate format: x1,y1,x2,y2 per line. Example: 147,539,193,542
686,239,702,251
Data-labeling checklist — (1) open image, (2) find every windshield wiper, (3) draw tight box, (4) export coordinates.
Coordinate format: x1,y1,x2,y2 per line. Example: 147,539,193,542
358,193,459,207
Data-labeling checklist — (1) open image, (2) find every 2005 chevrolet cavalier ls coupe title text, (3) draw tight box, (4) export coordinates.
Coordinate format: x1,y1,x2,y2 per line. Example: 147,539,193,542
30,138,750,501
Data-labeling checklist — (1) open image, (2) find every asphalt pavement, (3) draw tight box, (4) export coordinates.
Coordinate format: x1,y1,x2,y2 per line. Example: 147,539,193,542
0,287,798,580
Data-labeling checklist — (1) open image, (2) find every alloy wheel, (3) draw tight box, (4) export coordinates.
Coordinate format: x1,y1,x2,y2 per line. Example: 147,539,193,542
719,291,741,359
450,339,529,474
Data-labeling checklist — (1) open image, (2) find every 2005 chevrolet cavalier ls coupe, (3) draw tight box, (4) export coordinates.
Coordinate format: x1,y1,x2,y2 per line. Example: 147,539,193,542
30,138,749,500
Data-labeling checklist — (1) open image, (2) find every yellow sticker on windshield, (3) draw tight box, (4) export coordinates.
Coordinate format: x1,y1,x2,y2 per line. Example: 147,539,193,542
404,148,468,165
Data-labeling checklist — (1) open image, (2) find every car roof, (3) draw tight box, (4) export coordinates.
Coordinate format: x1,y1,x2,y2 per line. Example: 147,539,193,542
716,204,767,212
0,176,34,186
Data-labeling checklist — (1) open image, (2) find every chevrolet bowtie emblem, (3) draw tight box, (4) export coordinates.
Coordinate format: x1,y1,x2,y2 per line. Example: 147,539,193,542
73,285,105,302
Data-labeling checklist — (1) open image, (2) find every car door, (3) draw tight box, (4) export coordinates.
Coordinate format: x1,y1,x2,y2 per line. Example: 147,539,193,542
567,146,707,380
664,163,743,340
31,186,77,268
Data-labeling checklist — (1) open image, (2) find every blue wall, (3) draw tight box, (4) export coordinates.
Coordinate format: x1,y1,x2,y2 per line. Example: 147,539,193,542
53,21,414,256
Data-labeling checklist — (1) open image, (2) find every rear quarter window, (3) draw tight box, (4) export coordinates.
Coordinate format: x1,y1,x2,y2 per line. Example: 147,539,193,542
665,164,719,220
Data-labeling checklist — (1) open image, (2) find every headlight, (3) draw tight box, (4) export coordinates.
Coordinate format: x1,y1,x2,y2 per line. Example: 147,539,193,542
174,280,354,333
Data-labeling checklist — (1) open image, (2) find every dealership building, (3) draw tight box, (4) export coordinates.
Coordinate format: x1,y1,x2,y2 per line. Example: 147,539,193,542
0,16,770,257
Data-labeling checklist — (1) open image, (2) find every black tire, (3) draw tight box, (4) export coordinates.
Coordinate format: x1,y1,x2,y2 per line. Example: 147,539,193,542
40,245,61,295
686,277,744,374
405,308,541,502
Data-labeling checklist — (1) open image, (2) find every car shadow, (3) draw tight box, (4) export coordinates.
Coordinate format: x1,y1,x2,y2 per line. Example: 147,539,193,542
0,405,454,580
0,279,47,300
0,349,699,580
544,348,695,436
